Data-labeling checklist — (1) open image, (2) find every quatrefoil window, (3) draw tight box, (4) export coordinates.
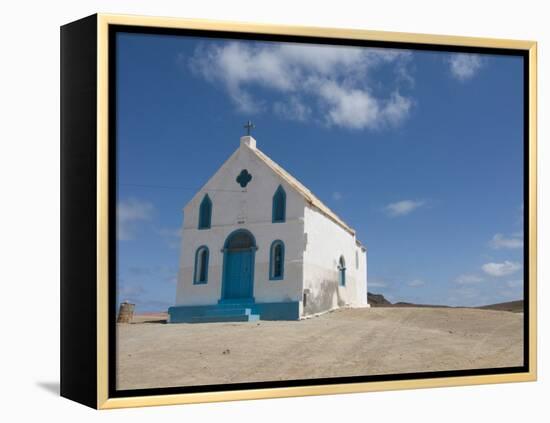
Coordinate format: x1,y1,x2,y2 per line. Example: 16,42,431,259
236,169,252,188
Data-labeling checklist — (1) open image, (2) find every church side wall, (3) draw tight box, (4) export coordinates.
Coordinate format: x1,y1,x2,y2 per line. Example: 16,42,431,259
302,206,368,316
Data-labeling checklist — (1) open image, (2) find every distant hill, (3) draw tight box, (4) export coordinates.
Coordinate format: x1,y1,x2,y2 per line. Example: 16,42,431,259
477,300,524,313
367,292,392,306
367,293,523,313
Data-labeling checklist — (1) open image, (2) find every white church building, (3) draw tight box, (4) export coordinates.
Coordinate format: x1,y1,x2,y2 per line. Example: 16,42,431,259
168,133,368,323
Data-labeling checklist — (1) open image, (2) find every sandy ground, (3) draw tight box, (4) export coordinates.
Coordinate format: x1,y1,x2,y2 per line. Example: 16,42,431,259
117,307,523,390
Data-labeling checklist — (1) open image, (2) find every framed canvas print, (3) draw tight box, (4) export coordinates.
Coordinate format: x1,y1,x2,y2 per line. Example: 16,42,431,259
60,13,537,409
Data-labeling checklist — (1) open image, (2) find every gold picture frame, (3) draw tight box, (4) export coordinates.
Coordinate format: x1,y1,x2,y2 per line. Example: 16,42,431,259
60,13,537,409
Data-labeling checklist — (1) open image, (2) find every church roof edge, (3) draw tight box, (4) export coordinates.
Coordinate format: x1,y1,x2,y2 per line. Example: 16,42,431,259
248,143,362,241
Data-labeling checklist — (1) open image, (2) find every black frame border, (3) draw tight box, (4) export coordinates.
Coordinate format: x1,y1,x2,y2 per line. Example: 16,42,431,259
60,14,99,409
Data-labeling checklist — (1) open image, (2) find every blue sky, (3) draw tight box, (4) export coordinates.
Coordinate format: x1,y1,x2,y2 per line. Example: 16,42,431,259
116,32,524,312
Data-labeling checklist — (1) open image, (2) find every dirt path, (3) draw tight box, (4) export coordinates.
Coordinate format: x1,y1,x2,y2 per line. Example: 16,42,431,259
116,307,523,390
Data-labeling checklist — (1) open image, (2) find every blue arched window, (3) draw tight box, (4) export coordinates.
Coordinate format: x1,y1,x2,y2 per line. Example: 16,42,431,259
338,255,346,286
198,194,212,229
193,246,209,284
272,185,286,223
269,240,285,280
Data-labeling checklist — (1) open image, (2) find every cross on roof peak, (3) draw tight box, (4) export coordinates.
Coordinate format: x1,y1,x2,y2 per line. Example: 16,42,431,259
244,120,255,136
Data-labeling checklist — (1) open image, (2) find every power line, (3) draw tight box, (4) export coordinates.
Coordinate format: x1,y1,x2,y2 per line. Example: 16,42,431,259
119,183,242,193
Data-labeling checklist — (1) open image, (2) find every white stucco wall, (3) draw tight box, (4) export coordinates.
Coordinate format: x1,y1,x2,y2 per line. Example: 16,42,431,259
302,205,368,316
175,138,305,306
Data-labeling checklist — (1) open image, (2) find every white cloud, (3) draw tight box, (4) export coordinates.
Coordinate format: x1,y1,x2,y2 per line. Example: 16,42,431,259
119,284,146,300
188,42,413,130
489,233,523,249
117,199,154,240
273,96,312,122
332,191,343,201
316,80,412,129
382,91,413,126
452,286,479,299
482,261,522,277
368,278,389,288
455,274,484,285
156,226,182,248
127,266,152,276
448,53,484,81
384,199,425,217
407,279,425,287
506,279,523,288
498,290,523,300
157,227,182,238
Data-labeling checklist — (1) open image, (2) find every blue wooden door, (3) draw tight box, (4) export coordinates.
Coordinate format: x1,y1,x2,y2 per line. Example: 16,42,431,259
225,250,253,299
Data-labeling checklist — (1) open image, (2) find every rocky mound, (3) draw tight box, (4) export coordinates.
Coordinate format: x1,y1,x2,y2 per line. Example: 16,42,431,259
367,292,392,307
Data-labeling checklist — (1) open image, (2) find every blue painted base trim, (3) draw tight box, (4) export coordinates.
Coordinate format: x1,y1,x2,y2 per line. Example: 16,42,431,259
252,301,300,320
168,301,300,323
218,297,255,305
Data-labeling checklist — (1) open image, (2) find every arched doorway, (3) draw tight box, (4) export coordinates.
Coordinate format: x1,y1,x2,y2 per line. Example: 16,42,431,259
221,229,256,301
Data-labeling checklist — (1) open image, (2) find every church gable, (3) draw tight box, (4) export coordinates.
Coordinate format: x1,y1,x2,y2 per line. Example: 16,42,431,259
183,135,359,241
183,137,305,229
